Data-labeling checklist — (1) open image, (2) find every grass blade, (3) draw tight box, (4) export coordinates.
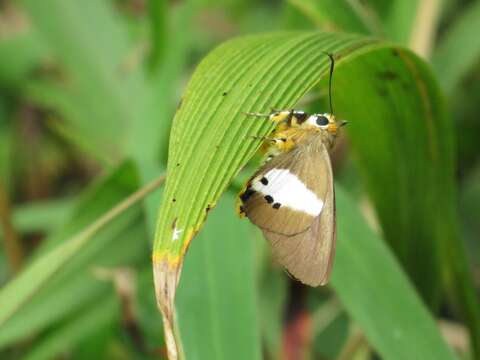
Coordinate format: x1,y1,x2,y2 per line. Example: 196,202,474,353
0,165,164,333
23,295,118,360
176,194,261,360
333,185,456,359
287,0,383,34
432,1,480,92
333,47,480,355
20,0,149,158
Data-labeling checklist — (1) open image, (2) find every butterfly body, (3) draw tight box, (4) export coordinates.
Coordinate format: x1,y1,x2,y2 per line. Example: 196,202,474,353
237,109,345,286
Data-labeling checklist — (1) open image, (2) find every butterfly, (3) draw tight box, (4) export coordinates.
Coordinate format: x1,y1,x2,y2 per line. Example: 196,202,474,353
237,53,347,286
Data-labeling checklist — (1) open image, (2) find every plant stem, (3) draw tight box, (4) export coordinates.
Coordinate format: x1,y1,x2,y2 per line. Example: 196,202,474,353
409,0,442,58
77,174,166,242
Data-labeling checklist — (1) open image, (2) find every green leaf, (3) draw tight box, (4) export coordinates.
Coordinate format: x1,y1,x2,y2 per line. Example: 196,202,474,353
176,193,261,360
432,1,480,92
0,223,148,348
20,0,149,159
332,185,455,359
19,0,190,237
153,32,378,260
461,166,480,258
0,28,49,88
0,99,14,192
331,47,480,356
335,48,451,302
147,0,168,70
0,162,136,345
0,162,164,346
23,295,118,360
152,30,476,357
136,266,165,351
287,0,383,35
0,272,106,348
19,0,191,168
382,0,419,44
136,0,199,235
10,197,74,235
313,308,349,359
258,259,288,358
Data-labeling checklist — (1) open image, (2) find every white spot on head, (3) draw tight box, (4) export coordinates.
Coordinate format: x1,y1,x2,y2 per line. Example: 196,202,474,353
172,227,183,241
252,169,324,216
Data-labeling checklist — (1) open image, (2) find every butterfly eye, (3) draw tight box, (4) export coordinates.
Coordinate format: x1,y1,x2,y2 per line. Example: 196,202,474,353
316,116,329,126
316,115,328,126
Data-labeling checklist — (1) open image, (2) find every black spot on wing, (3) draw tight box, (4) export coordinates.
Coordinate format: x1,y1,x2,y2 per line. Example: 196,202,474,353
264,195,274,203
272,203,281,209
260,177,268,185
240,188,255,202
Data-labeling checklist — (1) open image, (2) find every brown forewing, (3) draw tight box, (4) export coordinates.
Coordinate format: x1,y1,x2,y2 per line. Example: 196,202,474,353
243,135,331,236
243,136,336,286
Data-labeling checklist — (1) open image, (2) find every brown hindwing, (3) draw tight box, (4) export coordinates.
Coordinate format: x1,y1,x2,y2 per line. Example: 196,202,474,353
241,136,336,286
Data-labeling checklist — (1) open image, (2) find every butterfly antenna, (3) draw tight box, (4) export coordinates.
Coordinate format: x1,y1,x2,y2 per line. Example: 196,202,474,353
322,51,335,115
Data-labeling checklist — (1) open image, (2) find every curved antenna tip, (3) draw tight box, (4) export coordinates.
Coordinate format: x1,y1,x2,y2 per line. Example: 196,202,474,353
322,51,335,115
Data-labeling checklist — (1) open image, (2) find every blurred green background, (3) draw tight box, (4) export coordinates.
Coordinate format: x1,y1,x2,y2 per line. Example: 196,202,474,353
0,0,479,359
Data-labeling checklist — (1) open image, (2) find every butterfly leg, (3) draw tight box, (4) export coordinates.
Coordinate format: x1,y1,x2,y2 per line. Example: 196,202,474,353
245,109,309,130
245,109,292,125
251,134,296,154
236,181,252,218
267,128,303,153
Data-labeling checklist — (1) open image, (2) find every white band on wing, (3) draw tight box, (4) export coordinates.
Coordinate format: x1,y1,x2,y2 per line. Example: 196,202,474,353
252,168,324,216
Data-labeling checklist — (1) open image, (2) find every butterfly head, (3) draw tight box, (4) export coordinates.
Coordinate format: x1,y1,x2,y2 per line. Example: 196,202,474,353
302,113,347,136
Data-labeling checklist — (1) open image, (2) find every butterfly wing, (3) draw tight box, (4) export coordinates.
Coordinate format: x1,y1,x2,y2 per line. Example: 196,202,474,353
263,180,335,286
240,137,336,286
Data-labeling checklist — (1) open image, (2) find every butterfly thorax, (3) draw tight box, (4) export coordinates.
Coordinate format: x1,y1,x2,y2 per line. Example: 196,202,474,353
260,111,340,160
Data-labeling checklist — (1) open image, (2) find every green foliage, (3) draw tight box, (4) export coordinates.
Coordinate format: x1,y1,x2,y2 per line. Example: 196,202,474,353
177,194,261,360
332,186,455,359
286,0,379,34
22,296,119,360
153,30,460,358
1,0,479,359
0,162,148,345
432,1,480,92
153,32,379,259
